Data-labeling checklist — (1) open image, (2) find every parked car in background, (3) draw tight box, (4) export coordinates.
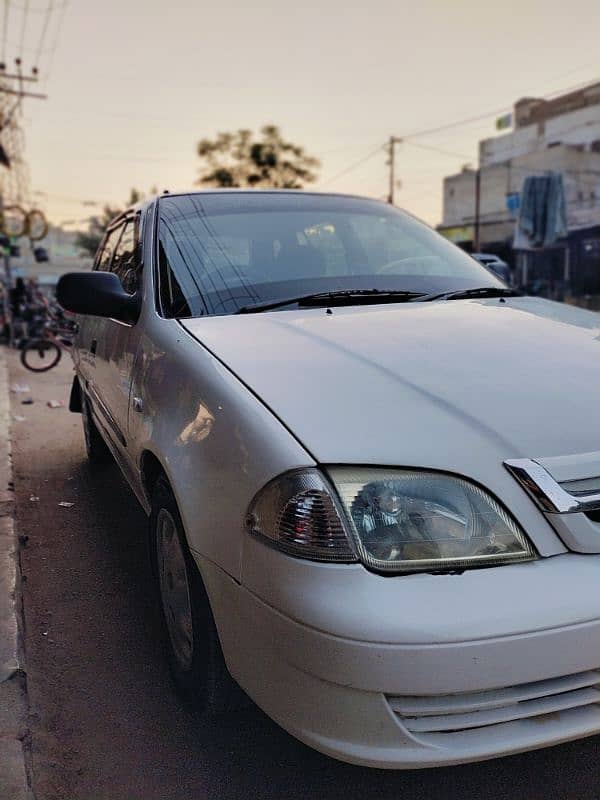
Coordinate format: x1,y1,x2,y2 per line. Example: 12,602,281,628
472,252,511,283
58,190,600,769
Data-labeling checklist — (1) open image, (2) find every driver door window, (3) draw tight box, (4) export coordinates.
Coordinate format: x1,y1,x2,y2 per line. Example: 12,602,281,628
111,219,138,293
96,226,122,272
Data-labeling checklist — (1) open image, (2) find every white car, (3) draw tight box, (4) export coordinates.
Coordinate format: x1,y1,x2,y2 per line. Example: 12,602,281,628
471,252,511,283
57,191,600,769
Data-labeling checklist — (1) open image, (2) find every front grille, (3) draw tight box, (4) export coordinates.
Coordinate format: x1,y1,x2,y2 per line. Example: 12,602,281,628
388,670,600,734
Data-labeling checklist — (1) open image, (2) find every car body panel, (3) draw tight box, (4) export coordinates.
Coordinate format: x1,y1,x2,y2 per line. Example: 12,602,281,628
199,550,600,768
240,535,600,645
125,315,315,579
64,191,600,768
181,297,600,467
182,296,600,556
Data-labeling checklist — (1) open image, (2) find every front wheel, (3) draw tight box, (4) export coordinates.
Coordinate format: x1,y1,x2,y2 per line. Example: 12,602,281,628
20,339,61,372
150,476,244,714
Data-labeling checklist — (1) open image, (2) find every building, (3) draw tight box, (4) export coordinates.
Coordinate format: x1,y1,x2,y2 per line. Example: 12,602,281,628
10,225,92,287
438,82,600,294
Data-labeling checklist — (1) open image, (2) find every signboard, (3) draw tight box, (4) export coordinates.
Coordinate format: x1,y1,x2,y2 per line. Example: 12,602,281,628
438,225,474,244
496,113,513,131
506,193,520,213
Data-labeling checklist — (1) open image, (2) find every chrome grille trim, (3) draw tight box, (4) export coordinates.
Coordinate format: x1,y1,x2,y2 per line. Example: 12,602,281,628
504,458,600,514
388,669,600,735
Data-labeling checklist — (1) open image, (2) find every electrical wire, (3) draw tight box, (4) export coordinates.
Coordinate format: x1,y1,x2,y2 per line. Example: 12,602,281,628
8,0,65,10
33,0,52,69
400,78,600,142
2,35,53,52
321,78,599,190
40,0,65,83
18,0,28,59
321,143,386,186
2,0,10,62
401,140,473,161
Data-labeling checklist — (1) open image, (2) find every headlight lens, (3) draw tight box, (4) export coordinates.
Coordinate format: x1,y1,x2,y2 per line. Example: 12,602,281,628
329,467,535,573
246,469,357,562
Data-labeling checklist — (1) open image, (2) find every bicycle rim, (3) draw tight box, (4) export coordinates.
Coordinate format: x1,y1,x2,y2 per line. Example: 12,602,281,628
20,341,62,372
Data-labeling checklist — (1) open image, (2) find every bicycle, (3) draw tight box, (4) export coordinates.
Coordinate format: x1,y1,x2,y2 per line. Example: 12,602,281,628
20,317,75,372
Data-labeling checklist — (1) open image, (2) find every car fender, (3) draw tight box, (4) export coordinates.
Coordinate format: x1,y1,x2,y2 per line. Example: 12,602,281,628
128,315,315,581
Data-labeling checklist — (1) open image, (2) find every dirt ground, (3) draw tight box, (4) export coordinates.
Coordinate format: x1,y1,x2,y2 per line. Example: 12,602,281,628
8,349,600,800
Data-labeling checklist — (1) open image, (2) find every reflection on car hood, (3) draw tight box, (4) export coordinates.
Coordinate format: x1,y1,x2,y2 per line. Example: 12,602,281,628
180,297,600,473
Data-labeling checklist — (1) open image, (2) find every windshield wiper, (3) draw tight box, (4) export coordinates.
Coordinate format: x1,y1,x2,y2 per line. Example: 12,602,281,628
235,289,425,314
414,286,521,303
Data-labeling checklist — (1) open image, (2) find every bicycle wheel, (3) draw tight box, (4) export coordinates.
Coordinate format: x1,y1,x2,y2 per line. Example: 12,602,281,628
20,340,62,372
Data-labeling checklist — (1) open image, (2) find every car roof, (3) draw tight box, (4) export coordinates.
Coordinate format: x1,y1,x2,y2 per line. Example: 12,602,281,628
112,188,391,226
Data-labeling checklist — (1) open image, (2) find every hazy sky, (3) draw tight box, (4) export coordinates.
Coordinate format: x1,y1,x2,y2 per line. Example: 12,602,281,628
6,0,600,228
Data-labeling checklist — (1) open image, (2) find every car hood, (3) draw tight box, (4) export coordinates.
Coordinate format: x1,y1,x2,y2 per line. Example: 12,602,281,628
181,297,600,477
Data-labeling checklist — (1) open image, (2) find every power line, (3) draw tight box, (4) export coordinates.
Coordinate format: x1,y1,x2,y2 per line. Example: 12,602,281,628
400,78,600,142
9,1,66,10
18,0,28,59
3,35,56,53
39,0,65,82
321,143,386,186
401,140,473,161
323,78,600,191
401,106,514,141
2,0,10,62
33,0,52,68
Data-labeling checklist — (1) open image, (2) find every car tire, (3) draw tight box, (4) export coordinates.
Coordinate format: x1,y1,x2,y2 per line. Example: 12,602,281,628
81,392,113,465
150,475,245,714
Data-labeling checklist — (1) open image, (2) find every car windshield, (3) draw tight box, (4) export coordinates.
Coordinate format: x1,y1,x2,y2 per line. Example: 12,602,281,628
156,192,502,317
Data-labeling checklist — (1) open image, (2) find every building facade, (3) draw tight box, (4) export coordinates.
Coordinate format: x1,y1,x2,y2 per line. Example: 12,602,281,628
438,82,600,294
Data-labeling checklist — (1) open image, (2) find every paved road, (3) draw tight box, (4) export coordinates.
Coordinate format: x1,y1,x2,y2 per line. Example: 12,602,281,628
8,350,600,800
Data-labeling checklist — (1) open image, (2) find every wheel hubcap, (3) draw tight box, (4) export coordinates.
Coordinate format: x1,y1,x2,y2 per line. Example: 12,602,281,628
156,508,194,670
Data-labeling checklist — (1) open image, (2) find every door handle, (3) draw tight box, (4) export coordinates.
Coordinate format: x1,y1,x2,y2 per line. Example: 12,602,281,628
90,339,97,355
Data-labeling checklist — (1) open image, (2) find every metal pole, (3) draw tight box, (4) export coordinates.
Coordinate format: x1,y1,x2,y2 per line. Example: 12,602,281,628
474,167,481,252
388,137,395,205
2,251,13,347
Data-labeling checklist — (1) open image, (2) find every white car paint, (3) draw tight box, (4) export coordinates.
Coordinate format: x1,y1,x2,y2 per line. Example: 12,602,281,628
69,192,600,769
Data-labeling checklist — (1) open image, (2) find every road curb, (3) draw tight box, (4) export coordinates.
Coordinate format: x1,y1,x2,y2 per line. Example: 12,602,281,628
0,346,33,799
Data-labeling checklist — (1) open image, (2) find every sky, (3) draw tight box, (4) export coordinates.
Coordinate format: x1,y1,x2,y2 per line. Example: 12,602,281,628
4,0,600,229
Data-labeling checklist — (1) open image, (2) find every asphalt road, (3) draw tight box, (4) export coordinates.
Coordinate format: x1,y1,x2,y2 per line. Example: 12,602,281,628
7,349,600,800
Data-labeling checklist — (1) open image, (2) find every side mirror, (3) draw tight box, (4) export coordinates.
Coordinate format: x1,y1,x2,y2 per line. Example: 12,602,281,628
56,271,141,324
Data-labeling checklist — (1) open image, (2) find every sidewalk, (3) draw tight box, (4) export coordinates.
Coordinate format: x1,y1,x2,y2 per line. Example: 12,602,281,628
0,346,32,799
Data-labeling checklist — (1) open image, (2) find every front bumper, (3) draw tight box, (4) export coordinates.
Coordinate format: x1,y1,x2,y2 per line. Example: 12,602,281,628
198,545,600,768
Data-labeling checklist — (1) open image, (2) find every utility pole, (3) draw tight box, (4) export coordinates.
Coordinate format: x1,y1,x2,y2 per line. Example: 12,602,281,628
388,137,395,205
474,167,481,252
0,59,47,345
388,136,402,205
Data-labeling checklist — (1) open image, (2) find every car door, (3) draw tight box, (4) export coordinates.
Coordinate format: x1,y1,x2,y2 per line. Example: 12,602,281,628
75,223,122,430
97,213,145,477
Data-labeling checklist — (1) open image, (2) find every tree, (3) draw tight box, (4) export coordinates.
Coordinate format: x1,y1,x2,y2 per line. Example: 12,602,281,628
196,125,320,189
75,188,144,257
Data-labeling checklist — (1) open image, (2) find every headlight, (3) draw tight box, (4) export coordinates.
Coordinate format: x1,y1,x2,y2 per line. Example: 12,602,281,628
246,469,357,562
329,467,535,573
246,468,535,573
